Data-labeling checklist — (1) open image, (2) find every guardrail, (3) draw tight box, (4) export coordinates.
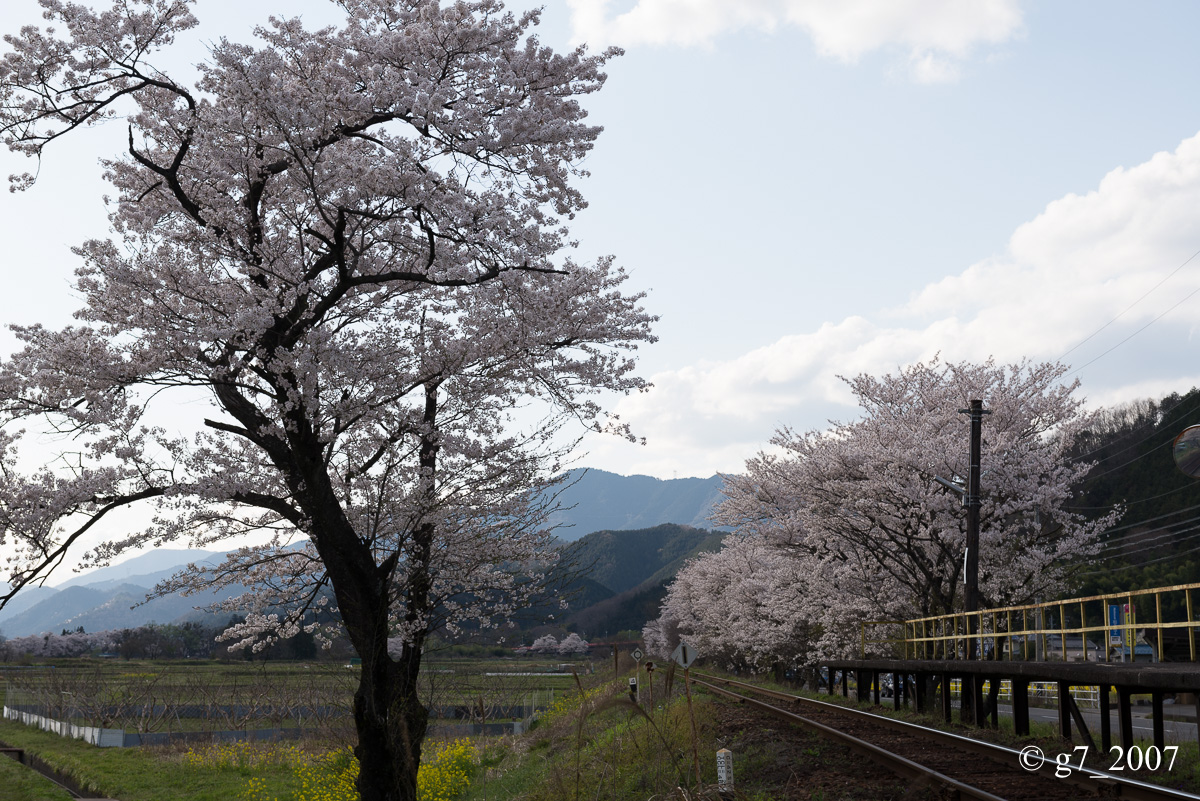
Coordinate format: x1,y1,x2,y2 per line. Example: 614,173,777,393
860,582,1200,662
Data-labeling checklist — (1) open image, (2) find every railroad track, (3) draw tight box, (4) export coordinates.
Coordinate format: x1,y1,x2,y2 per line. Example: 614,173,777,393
689,672,1200,801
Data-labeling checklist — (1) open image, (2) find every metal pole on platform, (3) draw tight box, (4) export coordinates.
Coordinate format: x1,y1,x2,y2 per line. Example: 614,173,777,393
960,399,989,724
962,399,987,650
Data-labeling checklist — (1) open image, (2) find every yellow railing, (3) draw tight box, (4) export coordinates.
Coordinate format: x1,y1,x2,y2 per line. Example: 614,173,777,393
860,582,1200,662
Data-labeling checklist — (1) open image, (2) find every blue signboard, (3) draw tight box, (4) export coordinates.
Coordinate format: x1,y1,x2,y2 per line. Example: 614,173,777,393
1108,604,1123,644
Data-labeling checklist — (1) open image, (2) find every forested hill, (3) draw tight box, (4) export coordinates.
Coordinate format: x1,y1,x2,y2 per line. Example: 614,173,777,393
1070,387,1200,596
565,523,727,595
546,469,725,541
559,524,726,636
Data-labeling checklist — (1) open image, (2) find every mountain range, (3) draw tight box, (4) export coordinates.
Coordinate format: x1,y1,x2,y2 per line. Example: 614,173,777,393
0,469,728,638
547,468,725,540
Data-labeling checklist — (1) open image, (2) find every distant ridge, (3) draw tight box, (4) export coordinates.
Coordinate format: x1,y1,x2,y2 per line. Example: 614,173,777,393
0,469,732,637
561,523,726,635
548,468,725,541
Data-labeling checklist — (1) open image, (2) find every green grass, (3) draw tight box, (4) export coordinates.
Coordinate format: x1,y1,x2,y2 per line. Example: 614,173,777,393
0,753,74,801
460,673,727,801
0,719,300,801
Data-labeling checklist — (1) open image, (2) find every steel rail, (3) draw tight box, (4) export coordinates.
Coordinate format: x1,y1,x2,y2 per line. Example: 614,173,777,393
690,677,1007,801
692,672,1200,801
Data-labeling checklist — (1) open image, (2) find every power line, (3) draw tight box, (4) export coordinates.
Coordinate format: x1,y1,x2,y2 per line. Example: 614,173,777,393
1080,530,1200,576
1073,436,1174,484
1069,393,1200,466
1064,280,1200,380
1095,502,1200,536
1057,245,1200,363
1095,514,1200,553
1066,481,1199,511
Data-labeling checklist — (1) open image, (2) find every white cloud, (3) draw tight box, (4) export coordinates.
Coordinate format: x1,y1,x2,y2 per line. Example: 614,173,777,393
583,131,1200,478
567,0,1023,82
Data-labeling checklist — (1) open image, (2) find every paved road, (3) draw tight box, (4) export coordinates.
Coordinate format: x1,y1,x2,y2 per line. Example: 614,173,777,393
997,702,1200,744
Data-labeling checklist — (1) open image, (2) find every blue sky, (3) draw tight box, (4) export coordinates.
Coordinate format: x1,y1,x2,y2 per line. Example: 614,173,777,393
4,0,1200,489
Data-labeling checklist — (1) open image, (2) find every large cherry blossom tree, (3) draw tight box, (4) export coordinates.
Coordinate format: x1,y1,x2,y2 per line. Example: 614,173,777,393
661,359,1116,665
0,2,653,798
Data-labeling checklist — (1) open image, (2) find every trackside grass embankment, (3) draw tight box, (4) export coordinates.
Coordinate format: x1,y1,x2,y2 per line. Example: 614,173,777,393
0,749,73,801
0,718,300,801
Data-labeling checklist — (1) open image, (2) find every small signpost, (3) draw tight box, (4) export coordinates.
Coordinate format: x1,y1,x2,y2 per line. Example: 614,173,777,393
671,642,702,785
671,642,696,669
645,661,655,708
1109,604,1123,659
630,647,643,703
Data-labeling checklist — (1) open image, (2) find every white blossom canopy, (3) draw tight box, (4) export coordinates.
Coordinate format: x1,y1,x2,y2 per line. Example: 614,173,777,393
654,358,1118,665
0,0,656,649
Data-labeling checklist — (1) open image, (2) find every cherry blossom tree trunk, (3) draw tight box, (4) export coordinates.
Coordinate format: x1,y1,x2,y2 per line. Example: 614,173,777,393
317,513,431,801
351,620,426,801
326,393,440,801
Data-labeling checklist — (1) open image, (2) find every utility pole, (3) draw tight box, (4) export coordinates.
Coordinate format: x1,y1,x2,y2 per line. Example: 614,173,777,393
962,399,986,635
960,399,990,725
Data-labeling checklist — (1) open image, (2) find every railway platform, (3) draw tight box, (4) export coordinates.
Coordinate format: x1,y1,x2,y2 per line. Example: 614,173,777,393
823,658,1200,753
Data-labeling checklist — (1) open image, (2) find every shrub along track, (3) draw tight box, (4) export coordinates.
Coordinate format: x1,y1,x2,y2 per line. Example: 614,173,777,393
691,672,1200,801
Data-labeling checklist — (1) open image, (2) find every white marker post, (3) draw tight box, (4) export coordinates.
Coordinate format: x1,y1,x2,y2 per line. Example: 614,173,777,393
716,748,734,792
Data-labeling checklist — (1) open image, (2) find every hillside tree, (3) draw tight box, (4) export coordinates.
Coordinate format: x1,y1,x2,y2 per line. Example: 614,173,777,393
0,1,654,799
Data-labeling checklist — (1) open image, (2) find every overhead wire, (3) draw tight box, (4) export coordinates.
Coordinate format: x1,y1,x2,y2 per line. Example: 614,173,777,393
1066,481,1199,510
1068,393,1200,466
1054,394,1200,517
1049,247,1200,507
1079,530,1200,576
1095,502,1200,536
1073,436,1175,483
1060,244,1200,366
1064,282,1200,380
1094,513,1200,553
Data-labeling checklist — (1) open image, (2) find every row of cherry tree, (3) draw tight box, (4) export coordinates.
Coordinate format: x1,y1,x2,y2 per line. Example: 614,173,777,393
645,358,1119,671
527,632,588,654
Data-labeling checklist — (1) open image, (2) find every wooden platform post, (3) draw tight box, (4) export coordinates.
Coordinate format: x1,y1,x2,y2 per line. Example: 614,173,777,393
1099,684,1112,753
1117,686,1135,750
973,676,987,727
1152,690,1165,751
1013,679,1030,736
1058,681,1072,740
1194,694,1200,754
941,674,953,723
